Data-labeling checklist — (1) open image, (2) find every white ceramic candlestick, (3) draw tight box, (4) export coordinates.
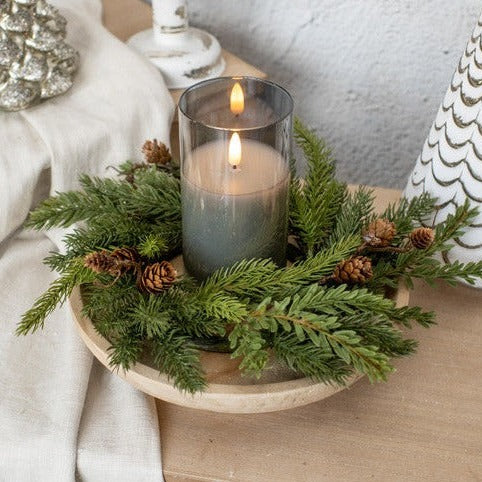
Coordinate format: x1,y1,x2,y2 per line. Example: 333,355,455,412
153,0,188,38
127,0,225,89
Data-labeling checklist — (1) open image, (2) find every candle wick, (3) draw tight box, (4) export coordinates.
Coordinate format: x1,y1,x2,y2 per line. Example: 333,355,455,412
232,164,238,170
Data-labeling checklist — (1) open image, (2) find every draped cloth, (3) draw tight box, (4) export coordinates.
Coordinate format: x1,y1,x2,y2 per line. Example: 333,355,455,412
0,1,174,479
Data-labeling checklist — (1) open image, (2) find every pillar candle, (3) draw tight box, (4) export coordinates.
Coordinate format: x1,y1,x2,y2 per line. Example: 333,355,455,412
182,139,290,280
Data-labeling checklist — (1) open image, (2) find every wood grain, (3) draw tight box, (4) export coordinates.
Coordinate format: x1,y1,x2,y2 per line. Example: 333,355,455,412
101,2,482,480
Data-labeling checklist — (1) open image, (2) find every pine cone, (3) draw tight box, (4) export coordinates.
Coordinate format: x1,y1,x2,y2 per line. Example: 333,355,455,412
139,261,177,294
409,227,435,250
363,218,396,247
111,247,139,263
333,256,373,284
111,247,140,273
142,139,171,165
84,251,119,276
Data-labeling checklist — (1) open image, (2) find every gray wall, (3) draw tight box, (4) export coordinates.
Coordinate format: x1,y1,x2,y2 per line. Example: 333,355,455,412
185,0,481,188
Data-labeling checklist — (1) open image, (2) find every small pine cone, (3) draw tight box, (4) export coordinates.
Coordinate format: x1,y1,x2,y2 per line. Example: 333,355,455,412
142,139,171,165
139,261,177,294
125,172,135,185
84,251,119,276
111,247,140,273
111,247,139,263
409,227,435,250
363,218,396,247
333,256,373,284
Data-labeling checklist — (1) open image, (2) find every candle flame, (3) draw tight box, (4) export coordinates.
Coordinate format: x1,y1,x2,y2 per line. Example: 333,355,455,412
230,82,245,115
228,132,242,168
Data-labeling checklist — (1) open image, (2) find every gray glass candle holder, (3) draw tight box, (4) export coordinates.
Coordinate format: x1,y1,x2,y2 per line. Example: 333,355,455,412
179,76,294,280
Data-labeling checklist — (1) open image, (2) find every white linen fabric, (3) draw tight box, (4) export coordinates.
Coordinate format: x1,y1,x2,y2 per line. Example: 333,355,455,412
0,1,174,480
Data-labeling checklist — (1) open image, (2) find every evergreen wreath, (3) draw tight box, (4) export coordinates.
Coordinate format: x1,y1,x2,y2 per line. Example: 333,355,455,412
18,120,482,394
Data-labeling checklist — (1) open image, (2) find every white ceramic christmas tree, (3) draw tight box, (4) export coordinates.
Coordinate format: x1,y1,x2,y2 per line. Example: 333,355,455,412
0,0,79,111
405,13,482,288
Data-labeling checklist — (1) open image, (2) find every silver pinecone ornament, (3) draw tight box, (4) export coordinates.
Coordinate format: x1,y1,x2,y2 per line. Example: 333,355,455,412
0,0,79,111
405,13,482,288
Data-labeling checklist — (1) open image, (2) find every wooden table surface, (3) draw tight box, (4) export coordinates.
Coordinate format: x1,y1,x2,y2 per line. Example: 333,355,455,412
103,2,482,480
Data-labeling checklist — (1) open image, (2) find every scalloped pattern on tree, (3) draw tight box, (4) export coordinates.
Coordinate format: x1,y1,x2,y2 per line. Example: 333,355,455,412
405,13,482,280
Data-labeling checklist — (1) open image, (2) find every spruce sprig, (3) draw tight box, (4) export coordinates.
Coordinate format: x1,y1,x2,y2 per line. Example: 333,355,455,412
381,192,437,243
197,235,360,301
290,118,347,255
250,298,394,382
328,186,375,243
371,201,482,289
26,170,180,230
108,331,144,372
229,322,270,377
276,284,433,327
17,257,96,335
243,285,421,381
151,331,206,393
272,334,353,385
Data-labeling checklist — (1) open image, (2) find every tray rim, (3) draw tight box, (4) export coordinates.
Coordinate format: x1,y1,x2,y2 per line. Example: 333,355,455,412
69,283,410,413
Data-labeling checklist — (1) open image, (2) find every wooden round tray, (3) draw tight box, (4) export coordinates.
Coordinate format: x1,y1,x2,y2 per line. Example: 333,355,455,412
69,281,409,414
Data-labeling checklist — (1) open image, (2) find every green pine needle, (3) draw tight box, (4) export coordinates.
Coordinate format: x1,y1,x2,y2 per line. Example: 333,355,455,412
329,186,375,243
17,258,96,335
290,118,347,255
273,333,353,385
382,192,436,240
151,331,206,394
